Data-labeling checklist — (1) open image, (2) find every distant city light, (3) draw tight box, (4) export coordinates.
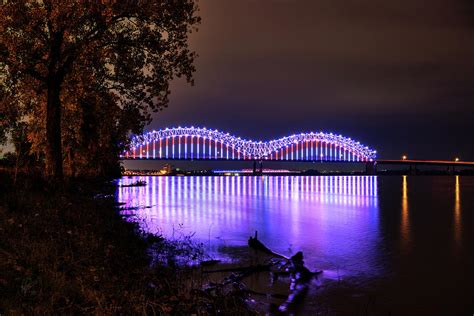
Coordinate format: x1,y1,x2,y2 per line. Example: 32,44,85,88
402,155,407,160
455,157,460,162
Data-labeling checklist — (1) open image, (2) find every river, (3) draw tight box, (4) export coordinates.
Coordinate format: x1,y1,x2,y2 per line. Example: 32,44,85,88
117,175,473,315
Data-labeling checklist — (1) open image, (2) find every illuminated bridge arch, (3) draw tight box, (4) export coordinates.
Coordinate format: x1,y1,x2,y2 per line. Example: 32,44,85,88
123,126,377,162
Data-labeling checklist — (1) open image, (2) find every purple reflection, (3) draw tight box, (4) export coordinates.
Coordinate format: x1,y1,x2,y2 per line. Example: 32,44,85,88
117,176,380,275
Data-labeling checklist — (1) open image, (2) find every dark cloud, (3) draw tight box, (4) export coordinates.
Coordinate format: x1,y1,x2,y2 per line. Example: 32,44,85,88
151,0,474,159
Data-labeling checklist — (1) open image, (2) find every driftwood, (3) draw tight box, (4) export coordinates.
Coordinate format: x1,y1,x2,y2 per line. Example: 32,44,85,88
222,264,272,286
203,263,272,300
248,231,288,259
247,232,323,313
119,205,152,211
279,251,322,313
119,180,147,187
200,259,221,267
203,231,322,313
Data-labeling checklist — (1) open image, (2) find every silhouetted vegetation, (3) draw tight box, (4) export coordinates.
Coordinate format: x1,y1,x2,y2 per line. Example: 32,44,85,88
0,2,255,313
0,174,253,314
1,1,200,179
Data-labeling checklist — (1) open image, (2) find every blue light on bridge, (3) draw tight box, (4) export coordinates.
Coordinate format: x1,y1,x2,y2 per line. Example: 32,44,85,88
124,126,377,162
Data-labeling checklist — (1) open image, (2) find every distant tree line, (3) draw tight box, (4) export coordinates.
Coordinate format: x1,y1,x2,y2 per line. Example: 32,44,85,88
0,0,199,179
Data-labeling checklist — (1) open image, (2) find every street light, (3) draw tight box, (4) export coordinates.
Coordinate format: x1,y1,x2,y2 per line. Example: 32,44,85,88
455,157,460,162
402,155,407,160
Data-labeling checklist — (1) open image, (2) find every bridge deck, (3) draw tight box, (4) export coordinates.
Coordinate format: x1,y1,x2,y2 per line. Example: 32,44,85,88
376,159,474,167
121,157,474,167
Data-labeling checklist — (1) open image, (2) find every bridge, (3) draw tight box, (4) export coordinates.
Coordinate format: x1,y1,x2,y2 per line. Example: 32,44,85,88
122,126,474,174
122,126,377,162
374,159,474,175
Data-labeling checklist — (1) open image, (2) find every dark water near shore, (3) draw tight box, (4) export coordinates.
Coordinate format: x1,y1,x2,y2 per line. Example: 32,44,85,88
117,176,473,315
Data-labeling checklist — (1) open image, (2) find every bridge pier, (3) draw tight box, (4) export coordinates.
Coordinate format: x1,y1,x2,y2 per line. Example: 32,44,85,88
409,164,417,175
252,160,263,175
365,161,377,175
447,165,456,175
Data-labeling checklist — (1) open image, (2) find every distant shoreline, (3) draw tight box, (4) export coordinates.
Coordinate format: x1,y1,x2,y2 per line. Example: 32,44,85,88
122,170,474,177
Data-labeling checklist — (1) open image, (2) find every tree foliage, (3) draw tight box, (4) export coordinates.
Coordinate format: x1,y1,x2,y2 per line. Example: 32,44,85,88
0,0,199,178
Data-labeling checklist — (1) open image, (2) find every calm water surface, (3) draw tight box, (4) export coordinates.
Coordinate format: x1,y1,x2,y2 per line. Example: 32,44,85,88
117,176,473,315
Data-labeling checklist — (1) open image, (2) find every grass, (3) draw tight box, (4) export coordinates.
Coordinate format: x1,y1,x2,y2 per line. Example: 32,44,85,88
0,173,254,315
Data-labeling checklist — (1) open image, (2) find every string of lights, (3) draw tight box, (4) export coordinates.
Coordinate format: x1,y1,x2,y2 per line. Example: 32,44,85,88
126,126,377,161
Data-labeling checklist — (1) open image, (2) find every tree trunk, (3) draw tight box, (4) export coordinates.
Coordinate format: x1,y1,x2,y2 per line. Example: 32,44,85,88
45,77,63,180
45,30,65,180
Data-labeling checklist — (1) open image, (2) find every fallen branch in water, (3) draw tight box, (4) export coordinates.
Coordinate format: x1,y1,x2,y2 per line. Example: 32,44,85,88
200,259,221,267
246,231,323,314
248,231,288,259
202,264,272,302
221,264,271,285
119,180,147,187
279,251,322,313
202,232,323,313
119,205,153,211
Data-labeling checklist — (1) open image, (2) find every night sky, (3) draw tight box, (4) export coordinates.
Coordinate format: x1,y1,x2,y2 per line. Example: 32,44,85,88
149,0,474,160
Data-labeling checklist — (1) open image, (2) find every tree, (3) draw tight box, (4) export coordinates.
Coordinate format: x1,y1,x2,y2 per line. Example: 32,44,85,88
0,0,199,179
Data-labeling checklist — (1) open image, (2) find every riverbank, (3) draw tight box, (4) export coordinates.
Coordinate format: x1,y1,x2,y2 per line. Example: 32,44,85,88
0,173,253,314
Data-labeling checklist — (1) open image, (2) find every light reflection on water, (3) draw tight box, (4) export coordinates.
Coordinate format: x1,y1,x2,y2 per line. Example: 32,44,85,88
118,176,380,275
117,175,474,313
454,175,461,245
400,175,410,253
